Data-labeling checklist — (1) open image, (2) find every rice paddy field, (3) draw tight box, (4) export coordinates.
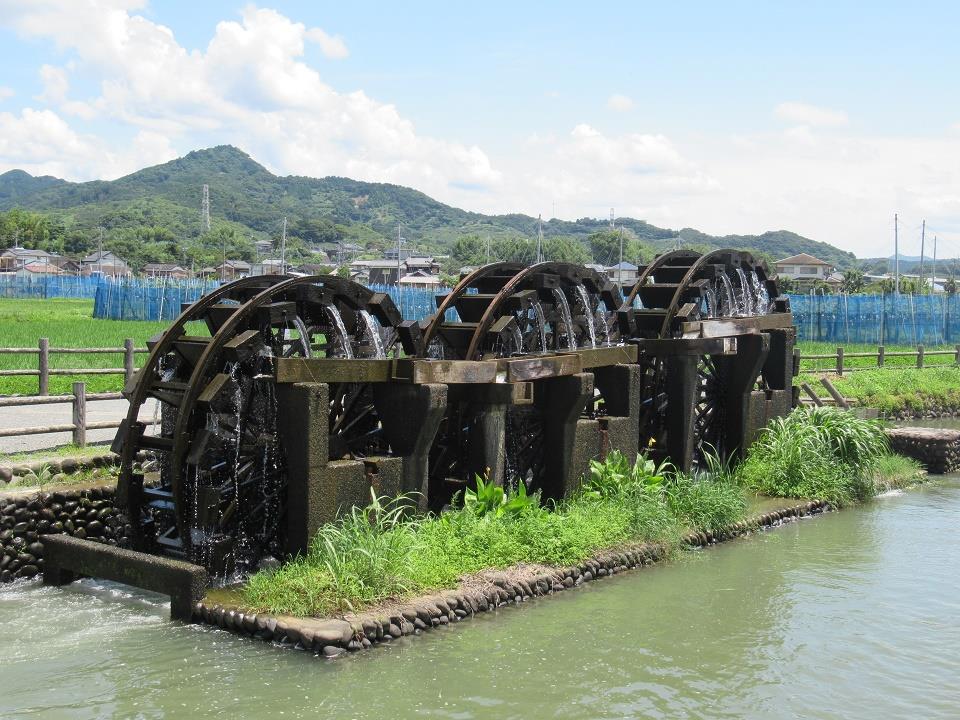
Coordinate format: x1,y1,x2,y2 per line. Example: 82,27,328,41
796,340,959,372
0,298,168,395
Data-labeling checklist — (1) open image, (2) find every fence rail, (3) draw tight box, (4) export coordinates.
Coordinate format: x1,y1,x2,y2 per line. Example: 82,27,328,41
797,344,960,375
0,337,146,395
0,382,134,447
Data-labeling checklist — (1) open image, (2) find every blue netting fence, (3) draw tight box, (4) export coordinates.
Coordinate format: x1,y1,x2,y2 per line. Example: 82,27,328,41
6,273,958,343
789,293,960,345
84,279,448,322
0,274,107,299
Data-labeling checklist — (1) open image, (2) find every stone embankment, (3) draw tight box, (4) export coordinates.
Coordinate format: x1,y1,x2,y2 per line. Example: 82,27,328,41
193,499,830,658
0,451,122,485
0,483,129,582
886,427,960,474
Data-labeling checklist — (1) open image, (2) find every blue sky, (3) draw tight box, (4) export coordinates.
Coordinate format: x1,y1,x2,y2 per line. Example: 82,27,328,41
0,1,958,257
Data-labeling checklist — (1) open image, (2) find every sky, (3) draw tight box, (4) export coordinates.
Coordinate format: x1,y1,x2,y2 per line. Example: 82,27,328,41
0,1,958,258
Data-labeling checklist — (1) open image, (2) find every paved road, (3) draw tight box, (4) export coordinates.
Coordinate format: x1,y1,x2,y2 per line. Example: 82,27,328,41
0,398,159,454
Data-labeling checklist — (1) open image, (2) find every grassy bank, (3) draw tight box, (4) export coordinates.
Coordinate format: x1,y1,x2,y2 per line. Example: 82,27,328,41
0,298,168,395
243,409,923,617
826,367,960,414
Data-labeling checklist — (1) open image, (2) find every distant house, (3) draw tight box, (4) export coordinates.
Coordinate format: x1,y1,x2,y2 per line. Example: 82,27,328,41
350,256,441,285
295,263,333,275
605,261,639,286
198,259,251,280
254,239,274,257
80,250,132,277
251,259,287,276
48,256,81,275
1,246,52,271
774,253,837,288
15,260,64,277
143,263,191,279
399,269,443,288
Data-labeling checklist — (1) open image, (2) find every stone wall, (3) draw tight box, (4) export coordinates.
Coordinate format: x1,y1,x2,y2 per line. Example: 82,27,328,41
886,427,960,474
0,483,128,582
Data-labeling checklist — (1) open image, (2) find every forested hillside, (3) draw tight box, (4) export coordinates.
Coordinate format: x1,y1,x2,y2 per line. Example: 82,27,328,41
0,145,856,271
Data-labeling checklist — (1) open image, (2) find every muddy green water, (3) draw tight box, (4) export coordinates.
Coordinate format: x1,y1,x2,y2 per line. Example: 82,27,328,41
2,480,959,720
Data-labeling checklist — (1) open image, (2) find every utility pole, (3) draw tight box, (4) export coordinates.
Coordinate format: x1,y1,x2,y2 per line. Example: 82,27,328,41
609,208,615,229
536,214,544,263
201,185,211,233
97,227,103,276
280,217,287,273
485,235,490,265
919,219,926,289
396,223,403,285
894,213,899,295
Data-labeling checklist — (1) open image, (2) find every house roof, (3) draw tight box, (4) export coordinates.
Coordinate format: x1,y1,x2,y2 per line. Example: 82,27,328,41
775,253,831,266
21,261,63,274
607,261,639,271
219,259,251,270
2,247,51,258
143,263,187,272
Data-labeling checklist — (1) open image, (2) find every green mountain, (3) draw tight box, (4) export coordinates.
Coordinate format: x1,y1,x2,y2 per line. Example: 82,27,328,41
0,145,857,270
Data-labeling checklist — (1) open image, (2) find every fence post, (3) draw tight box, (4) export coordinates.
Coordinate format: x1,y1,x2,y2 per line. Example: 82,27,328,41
877,345,885,367
72,381,86,448
917,344,924,369
124,338,135,385
38,337,49,396
956,345,960,365
836,346,844,376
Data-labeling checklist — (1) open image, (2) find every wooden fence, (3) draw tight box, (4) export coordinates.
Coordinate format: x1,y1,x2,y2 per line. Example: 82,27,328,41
0,338,152,448
797,344,960,376
0,338,147,395
0,382,129,447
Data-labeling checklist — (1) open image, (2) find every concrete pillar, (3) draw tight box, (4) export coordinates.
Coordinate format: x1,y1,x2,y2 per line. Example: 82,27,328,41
275,382,329,557
664,355,699,473
536,372,594,499
374,383,447,509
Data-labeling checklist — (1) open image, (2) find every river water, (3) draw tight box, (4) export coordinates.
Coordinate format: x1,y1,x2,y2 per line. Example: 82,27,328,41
2,479,959,719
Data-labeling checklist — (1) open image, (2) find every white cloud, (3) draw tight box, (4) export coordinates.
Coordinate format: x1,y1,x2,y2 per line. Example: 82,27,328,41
774,101,849,127
306,27,348,59
607,93,634,112
0,1,499,199
0,86,14,101
36,64,69,103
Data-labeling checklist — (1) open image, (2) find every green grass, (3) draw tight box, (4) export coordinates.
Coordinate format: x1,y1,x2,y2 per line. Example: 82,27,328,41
796,341,958,373
4,462,119,489
0,442,114,467
242,456,746,617
828,367,960,413
737,406,923,506
0,298,169,395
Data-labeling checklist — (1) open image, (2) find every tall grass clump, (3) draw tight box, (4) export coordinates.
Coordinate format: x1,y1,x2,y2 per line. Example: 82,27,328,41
738,406,890,506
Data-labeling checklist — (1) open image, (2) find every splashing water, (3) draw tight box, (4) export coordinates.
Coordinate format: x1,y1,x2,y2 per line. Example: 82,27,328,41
291,316,313,357
359,309,386,359
751,270,770,314
326,305,353,359
531,300,548,351
735,268,753,316
718,273,736,317
510,323,524,354
704,288,718,319
575,285,597,348
552,288,576,350
427,337,446,359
